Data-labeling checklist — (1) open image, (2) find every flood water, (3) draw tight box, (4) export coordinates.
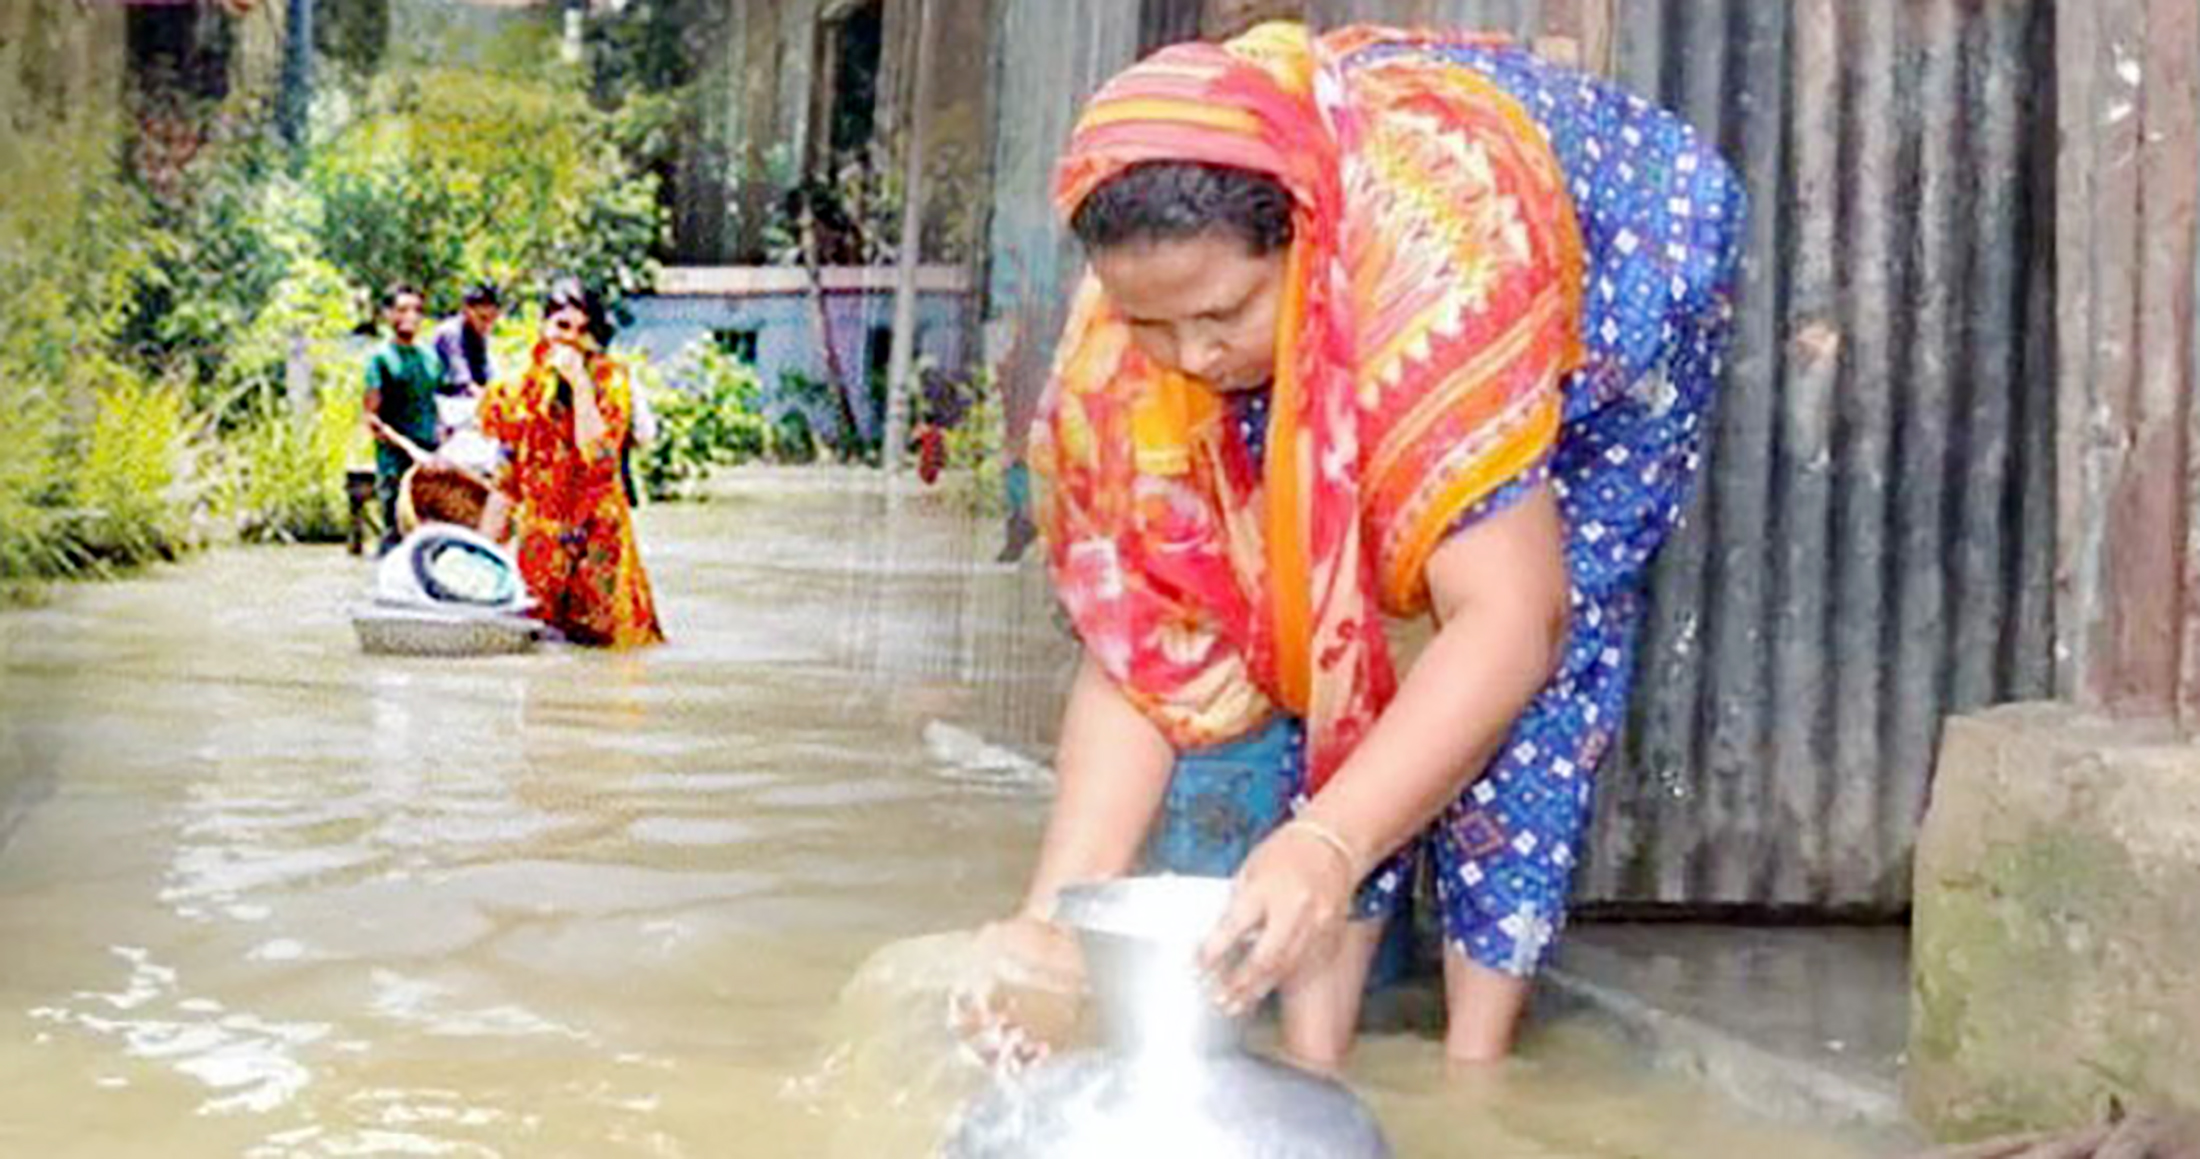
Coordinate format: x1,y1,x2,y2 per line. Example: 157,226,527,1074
0,478,1878,1157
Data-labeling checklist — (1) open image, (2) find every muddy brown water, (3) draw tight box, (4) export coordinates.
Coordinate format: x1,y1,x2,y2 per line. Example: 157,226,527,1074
0,479,1878,1157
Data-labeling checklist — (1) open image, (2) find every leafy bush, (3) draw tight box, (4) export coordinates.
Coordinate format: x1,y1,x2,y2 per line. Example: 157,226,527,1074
310,68,664,319
218,373,365,546
119,103,295,416
778,369,885,465
1,122,154,388
0,114,188,596
0,371,74,598
207,206,365,428
641,342,775,498
935,366,1007,518
68,368,197,567
773,409,819,465
313,163,468,317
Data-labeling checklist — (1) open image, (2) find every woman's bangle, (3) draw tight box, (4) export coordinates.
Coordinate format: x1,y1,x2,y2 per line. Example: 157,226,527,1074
1280,816,1362,880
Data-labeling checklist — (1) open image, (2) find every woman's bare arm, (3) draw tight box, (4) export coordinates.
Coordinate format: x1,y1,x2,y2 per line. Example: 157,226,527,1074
1203,484,1571,1009
1018,654,1178,917
1300,484,1569,868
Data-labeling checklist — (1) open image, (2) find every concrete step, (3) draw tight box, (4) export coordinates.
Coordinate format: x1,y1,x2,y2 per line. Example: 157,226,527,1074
1546,923,1924,1148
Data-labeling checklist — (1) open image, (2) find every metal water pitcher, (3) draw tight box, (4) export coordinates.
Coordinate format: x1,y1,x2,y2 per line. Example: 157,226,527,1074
943,876,1393,1159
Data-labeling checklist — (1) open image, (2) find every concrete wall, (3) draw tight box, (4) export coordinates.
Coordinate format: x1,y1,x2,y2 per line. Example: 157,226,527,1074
618,267,973,442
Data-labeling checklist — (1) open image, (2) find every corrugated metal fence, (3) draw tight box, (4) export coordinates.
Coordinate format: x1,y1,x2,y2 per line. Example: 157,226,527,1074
981,1,2064,914
1603,0,2058,912
1318,0,2062,913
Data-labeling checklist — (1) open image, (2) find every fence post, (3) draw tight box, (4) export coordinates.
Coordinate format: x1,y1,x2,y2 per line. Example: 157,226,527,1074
2054,0,2200,721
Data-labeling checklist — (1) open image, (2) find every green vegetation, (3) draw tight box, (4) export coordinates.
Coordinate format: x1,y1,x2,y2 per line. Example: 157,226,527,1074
936,366,1007,518
0,6,1009,603
310,67,662,320
0,116,178,598
0,12,664,602
641,344,770,499
218,380,364,546
634,344,1006,518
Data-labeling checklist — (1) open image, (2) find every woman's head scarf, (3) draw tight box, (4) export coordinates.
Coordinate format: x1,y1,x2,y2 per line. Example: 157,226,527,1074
1032,22,1584,790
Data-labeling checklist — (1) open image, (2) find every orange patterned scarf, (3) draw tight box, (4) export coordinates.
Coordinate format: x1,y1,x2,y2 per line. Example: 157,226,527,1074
1032,22,1584,790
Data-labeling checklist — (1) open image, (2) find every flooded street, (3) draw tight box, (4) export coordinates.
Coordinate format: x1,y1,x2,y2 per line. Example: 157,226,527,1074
0,479,1878,1158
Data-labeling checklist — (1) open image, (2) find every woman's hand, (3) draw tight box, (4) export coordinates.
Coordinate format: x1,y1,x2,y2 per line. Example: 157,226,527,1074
952,913,1086,1070
1198,821,1359,1016
547,343,591,390
478,491,513,542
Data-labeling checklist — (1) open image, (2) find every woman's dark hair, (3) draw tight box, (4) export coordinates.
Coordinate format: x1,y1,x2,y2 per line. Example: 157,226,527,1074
542,277,614,346
1069,161,1294,254
462,282,501,308
542,277,594,318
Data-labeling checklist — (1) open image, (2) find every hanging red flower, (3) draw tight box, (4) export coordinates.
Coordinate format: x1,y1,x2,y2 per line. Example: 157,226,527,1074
916,424,946,485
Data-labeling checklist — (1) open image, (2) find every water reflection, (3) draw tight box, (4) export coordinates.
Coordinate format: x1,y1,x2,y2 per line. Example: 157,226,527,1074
27,945,330,1116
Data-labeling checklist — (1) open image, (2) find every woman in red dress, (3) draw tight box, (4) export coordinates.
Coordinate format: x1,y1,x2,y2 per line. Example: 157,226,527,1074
478,280,664,648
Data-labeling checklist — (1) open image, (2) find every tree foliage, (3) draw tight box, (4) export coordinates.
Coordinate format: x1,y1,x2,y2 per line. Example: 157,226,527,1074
309,68,664,320
1,10,669,596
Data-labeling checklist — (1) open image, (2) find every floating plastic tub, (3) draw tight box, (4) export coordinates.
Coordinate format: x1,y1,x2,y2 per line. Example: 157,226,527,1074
350,525,545,657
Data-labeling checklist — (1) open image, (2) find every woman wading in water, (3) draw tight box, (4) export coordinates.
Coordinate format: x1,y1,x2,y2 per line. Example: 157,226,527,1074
979,22,1743,1067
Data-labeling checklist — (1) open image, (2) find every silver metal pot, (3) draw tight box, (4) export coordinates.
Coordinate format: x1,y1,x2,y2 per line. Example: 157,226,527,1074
943,876,1392,1159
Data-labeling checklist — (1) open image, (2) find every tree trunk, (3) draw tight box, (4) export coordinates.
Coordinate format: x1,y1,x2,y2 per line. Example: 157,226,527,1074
881,0,937,474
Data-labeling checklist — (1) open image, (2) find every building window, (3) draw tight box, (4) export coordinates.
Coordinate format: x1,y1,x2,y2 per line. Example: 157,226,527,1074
713,328,760,363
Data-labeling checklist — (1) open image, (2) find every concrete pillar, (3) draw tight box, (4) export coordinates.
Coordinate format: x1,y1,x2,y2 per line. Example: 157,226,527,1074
1911,705,2200,1138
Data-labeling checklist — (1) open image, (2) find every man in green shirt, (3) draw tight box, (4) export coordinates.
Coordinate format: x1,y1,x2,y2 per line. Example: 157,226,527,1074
362,284,447,554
